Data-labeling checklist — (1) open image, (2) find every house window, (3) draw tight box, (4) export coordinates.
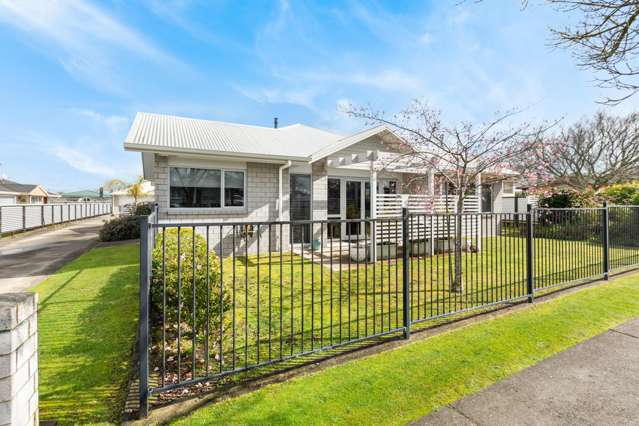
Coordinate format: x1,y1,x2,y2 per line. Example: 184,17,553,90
170,167,245,208
503,181,515,196
224,171,245,207
377,179,397,194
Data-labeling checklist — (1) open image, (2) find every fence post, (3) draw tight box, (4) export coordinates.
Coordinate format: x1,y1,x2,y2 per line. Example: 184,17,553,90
526,204,534,303
138,214,151,418
401,207,411,339
41,205,45,228
22,205,26,231
603,201,610,280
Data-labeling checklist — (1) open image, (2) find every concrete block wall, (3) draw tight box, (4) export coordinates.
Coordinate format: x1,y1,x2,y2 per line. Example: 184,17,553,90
0,293,38,426
153,155,291,256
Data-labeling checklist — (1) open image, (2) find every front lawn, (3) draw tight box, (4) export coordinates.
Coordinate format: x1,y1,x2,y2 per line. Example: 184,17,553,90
157,235,638,375
173,271,639,425
33,242,139,424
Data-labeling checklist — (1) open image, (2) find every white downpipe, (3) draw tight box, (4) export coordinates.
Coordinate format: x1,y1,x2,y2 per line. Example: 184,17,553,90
278,160,292,221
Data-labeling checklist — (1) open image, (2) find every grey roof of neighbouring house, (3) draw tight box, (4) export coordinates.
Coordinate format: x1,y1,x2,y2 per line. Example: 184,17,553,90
123,112,402,162
0,179,39,194
60,190,111,199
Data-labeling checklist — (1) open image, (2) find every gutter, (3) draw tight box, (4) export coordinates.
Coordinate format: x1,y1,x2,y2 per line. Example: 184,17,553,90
123,143,309,163
278,160,292,221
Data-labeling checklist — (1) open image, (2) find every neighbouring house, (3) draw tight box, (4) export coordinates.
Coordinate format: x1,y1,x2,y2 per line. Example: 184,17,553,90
59,189,111,203
0,179,52,205
111,181,155,215
124,112,521,255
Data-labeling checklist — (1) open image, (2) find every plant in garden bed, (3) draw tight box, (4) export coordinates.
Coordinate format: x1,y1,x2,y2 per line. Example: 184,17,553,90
150,228,232,390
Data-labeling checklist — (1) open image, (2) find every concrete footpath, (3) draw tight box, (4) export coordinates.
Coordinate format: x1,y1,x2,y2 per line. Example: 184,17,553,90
0,216,108,293
417,317,639,425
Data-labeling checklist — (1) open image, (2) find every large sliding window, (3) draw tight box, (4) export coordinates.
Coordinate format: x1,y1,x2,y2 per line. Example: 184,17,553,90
170,167,244,208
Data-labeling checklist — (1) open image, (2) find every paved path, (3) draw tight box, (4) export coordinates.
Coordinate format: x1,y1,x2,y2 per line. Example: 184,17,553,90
0,216,108,293
417,317,639,425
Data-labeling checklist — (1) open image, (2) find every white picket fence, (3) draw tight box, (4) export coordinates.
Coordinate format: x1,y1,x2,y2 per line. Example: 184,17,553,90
0,203,112,234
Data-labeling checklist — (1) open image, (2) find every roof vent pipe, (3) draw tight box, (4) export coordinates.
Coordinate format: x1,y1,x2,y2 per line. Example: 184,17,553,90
274,117,278,129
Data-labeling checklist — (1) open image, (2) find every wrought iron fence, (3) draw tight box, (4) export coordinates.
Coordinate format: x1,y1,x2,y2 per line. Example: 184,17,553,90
0,202,112,235
137,204,639,417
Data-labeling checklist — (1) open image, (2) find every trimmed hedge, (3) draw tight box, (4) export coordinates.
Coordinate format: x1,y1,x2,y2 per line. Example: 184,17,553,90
99,216,140,242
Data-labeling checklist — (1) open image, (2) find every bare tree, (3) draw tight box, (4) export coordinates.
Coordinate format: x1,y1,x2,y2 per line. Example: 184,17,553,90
525,110,639,189
548,0,639,103
347,100,550,292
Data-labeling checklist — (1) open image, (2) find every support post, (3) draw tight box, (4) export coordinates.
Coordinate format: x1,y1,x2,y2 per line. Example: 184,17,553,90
22,205,26,231
526,203,534,303
41,205,45,228
402,206,411,338
475,172,482,251
370,167,378,263
603,201,610,280
138,215,151,418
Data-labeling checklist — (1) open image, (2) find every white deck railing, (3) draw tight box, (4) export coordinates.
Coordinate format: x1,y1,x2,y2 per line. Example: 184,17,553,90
374,194,481,243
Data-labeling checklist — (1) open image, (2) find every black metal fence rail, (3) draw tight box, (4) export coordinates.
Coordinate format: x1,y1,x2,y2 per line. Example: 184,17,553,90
137,204,639,417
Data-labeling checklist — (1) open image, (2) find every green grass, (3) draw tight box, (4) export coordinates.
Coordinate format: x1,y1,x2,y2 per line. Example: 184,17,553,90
173,272,639,425
154,234,639,377
33,242,139,424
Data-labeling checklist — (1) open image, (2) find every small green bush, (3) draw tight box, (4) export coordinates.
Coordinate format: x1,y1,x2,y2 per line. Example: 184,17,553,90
150,228,230,336
133,203,154,216
538,190,596,208
598,182,639,205
99,216,140,242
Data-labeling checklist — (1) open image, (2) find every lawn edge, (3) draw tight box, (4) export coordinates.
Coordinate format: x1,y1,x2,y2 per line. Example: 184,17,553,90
130,268,639,426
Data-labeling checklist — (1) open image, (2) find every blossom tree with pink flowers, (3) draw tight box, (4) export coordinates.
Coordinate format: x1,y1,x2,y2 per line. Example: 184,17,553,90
346,100,551,292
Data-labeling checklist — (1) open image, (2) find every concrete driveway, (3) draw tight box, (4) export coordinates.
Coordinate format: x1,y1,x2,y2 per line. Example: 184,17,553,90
417,317,639,425
0,216,109,293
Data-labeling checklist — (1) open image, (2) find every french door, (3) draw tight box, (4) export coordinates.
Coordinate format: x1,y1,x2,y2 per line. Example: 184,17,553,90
327,177,371,239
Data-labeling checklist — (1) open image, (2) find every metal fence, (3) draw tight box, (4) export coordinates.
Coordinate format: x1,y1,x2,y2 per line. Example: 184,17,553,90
0,202,112,235
137,204,639,416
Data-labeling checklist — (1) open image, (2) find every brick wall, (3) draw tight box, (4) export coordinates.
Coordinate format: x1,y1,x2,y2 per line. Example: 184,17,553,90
0,293,38,426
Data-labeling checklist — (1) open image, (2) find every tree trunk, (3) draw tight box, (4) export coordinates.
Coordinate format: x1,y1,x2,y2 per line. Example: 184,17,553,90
451,196,464,293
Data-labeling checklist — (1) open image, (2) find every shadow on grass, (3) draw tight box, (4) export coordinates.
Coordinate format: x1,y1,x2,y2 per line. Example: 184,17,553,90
38,265,138,425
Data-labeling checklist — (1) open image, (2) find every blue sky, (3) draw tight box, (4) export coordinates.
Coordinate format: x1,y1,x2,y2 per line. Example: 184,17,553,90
0,0,636,192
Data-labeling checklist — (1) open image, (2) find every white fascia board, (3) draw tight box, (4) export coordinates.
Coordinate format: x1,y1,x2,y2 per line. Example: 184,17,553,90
124,143,310,163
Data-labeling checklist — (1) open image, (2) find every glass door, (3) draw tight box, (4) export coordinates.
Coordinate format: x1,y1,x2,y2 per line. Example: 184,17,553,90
290,174,311,243
345,180,362,237
327,178,341,239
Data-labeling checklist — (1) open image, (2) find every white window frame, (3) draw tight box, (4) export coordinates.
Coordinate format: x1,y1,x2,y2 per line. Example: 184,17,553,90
502,181,516,197
168,165,247,212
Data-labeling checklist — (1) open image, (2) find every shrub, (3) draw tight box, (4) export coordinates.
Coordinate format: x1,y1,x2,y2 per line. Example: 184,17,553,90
150,228,230,337
538,189,596,208
133,203,154,216
99,216,140,242
598,182,639,205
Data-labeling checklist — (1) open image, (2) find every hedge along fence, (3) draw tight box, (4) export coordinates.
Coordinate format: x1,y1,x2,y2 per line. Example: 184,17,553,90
137,205,639,417
0,202,112,235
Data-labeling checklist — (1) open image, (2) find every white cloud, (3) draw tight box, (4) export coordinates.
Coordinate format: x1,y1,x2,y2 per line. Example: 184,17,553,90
52,145,116,177
71,108,129,134
231,83,319,110
0,0,179,92
419,32,433,45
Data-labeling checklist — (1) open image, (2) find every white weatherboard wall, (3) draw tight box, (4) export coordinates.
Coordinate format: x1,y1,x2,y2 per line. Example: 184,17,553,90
0,293,38,425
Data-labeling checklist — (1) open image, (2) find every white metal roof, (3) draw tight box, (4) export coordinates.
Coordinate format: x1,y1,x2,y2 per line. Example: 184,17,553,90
124,112,346,160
